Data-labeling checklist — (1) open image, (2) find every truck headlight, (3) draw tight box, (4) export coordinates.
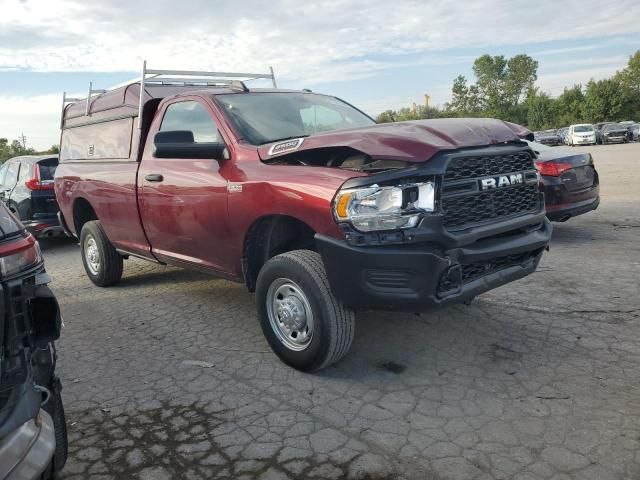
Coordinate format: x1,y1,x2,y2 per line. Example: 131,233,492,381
333,182,435,232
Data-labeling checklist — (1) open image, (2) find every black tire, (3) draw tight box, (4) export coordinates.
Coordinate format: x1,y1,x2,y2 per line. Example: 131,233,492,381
256,250,355,372
42,376,68,478
80,220,123,286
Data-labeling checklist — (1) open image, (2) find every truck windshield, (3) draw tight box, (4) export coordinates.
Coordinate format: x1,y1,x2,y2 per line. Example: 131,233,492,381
215,92,375,145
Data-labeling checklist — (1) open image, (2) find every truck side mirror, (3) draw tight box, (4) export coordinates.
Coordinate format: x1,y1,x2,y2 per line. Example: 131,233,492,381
153,130,227,160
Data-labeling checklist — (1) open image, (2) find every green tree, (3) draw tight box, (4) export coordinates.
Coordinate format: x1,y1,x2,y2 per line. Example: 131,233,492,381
0,138,10,162
616,51,640,119
618,51,640,96
472,54,508,116
44,145,60,154
447,54,538,122
376,110,396,123
446,75,482,116
555,85,585,126
582,78,627,122
504,54,539,108
526,89,558,130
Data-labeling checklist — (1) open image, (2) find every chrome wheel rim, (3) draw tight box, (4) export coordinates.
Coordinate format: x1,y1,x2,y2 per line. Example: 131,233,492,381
266,278,314,351
85,236,100,275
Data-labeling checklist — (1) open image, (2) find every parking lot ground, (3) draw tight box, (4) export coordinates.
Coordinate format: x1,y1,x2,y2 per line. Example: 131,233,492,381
45,142,640,480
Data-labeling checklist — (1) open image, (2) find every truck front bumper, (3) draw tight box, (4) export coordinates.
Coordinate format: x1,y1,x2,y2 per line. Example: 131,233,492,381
0,410,55,480
316,218,552,312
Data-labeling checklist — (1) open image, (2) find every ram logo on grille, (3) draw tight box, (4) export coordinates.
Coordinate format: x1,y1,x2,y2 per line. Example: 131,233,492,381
480,173,524,190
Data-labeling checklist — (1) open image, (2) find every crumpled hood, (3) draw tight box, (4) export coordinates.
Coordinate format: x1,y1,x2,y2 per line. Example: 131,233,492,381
258,118,533,163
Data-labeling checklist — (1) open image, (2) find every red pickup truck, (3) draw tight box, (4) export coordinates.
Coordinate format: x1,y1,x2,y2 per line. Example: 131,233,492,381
56,65,552,371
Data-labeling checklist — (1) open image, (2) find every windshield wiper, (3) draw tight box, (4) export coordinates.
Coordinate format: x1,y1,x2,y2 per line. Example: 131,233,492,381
262,135,310,145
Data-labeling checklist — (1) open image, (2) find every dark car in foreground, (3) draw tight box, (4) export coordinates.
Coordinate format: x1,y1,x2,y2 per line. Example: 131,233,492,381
534,129,561,146
600,123,629,144
0,155,62,238
0,204,67,479
528,141,599,222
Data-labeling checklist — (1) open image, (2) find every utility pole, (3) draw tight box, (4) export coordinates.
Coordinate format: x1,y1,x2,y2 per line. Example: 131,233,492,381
19,132,27,150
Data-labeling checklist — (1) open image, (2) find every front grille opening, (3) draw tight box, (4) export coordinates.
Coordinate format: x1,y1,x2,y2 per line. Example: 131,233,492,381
445,152,533,181
441,149,539,230
442,183,540,229
437,249,542,297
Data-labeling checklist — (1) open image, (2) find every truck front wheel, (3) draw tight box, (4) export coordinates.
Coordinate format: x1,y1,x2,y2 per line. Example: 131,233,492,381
256,250,355,372
80,220,123,286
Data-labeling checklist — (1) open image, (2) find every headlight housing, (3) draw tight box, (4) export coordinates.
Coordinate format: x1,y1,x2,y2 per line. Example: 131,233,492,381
333,182,435,232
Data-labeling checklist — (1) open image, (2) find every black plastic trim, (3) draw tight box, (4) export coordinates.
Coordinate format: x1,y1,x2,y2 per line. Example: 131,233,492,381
315,217,552,312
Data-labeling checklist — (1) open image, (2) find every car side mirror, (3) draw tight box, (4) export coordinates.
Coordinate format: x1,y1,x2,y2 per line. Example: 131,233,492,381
153,130,227,160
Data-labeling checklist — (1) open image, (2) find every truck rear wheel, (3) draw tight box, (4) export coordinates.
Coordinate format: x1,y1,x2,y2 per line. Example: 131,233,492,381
256,250,355,372
80,220,123,286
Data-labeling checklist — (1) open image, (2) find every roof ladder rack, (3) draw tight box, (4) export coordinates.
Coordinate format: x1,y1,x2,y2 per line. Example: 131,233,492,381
134,60,278,129
60,60,278,130
60,92,83,128
85,82,107,115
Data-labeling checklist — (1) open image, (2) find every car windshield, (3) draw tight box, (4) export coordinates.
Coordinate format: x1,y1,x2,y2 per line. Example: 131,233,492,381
603,124,621,130
215,92,375,145
574,125,593,132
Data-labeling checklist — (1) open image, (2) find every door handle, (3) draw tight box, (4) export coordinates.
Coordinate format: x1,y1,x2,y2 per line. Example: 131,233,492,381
145,174,164,182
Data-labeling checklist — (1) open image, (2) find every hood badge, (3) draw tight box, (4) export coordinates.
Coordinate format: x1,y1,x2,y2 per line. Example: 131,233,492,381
228,183,243,193
268,138,305,156
480,173,524,190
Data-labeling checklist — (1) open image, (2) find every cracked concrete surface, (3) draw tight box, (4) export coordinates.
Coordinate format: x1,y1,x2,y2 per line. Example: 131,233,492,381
43,143,640,479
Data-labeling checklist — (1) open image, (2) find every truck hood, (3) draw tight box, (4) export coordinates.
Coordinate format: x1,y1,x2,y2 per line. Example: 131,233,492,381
258,118,533,163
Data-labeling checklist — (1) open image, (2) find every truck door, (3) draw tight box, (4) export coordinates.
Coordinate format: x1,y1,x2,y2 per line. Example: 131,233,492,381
138,98,232,273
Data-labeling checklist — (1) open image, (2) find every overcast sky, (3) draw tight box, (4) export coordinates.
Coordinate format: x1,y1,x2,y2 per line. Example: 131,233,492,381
0,0,639,149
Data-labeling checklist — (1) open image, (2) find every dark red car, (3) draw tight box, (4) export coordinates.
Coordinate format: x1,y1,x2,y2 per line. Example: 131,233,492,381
528,141,600,222
55,64,551,371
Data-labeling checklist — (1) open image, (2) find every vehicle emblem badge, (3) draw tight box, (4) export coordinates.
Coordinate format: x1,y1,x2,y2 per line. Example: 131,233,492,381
479,173,524,190
268,138,304,156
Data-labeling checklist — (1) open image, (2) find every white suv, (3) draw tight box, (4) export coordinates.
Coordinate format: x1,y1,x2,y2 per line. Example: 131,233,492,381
568,124,596,146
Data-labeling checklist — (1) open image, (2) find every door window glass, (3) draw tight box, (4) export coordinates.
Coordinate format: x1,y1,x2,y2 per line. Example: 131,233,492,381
0,163,8,186
160,101,220,143
19,162,31,182
4,162,20,187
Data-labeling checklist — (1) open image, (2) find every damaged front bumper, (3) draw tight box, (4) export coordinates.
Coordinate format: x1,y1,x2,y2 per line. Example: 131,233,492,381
316,216,552,312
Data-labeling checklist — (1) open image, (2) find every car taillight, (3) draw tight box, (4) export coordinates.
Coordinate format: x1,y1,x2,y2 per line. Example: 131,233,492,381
535,161,573,177
0,235,42,277
25,164,54,190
